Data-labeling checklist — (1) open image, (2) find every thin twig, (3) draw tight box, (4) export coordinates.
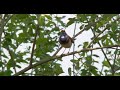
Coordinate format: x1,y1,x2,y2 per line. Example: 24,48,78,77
73,20,77,76
29,25,38,66
29,14,40,66
112,47,118,75
100,65,104,75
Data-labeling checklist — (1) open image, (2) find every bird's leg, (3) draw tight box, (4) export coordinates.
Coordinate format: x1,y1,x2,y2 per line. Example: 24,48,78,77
68,47,71,54
61,48,66,56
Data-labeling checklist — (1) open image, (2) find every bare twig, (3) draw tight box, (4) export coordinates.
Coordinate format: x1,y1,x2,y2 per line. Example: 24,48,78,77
29,25,38,66
13,44,120,76
53,47,62,56
72,20,77,76
112,47,118,75
29,14,41,66
100,65,104,75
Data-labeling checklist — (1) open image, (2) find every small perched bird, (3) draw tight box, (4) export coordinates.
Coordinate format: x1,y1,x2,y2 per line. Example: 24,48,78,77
59,30,74,48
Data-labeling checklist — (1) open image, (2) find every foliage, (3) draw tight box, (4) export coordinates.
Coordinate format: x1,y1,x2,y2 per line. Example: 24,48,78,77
0,14,120,76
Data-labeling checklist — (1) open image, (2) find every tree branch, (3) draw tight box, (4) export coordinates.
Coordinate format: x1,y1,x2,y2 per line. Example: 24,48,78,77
29,25,38,66
72,20,77,76
13,44,120,76
29,14,41,66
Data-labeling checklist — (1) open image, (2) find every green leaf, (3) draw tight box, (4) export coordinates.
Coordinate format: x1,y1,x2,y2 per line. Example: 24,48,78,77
89,66,99,76
102,60,110,68
68,67,71,76
0,62,4,67
66,18,75,27
83,42,89,48
81,69,87,76
16,64,21,68
92,54,99,58
85,56,92,66
75,62,80,70
79,24,84,30
4,70,13,76
7,59,15,69
1,54,9,59
45,15,52,20
16,59,28,64
55,16,65,27
39,15,45,26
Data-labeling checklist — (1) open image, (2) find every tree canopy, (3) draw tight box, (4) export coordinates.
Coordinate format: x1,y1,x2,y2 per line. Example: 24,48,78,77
0,14,120,76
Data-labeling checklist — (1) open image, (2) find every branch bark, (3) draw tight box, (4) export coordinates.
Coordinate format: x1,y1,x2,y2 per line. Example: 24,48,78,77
13,44,120,76
29,25,38,66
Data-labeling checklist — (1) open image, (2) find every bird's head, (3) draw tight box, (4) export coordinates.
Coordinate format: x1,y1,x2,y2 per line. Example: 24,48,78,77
59,30,69,43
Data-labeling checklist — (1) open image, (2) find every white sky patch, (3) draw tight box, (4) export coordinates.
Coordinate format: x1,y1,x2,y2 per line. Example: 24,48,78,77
16,43,32,53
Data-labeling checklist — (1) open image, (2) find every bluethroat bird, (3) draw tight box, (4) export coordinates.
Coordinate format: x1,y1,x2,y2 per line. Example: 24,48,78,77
59,30,74,54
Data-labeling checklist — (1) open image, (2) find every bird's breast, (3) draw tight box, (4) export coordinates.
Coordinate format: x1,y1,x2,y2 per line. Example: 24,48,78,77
61,39,72,48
